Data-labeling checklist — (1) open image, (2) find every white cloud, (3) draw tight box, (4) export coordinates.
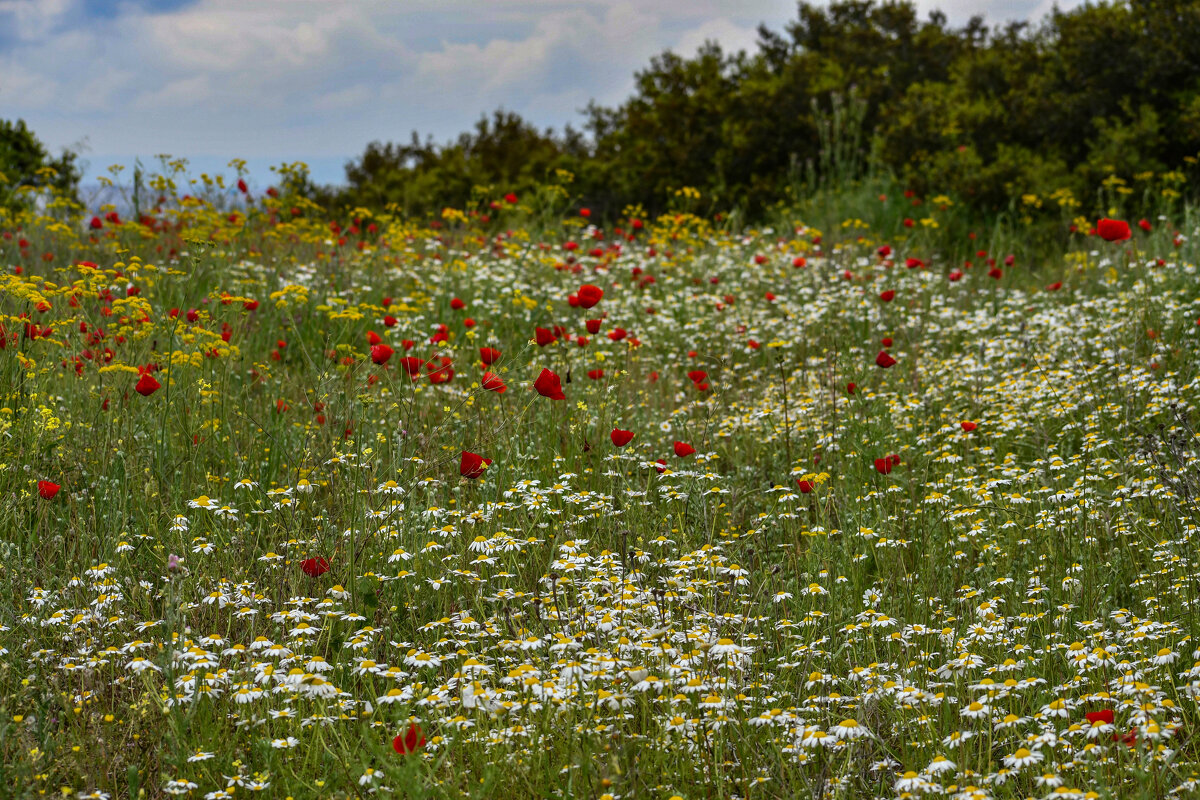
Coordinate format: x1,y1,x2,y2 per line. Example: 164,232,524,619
0,0,76,40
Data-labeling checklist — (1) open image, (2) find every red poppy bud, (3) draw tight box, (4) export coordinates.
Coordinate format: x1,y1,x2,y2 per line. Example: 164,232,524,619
460,450,492,479
393,723,426,755
370,344,394,365
577,284,604,309
301,557,330,577
534,368,565,400
135,372,161,396
1097,218,1131,242
481,371,506,393
611,429,634,447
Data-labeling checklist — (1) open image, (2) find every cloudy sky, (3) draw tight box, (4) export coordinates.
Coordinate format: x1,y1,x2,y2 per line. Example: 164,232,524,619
1,0,1079,185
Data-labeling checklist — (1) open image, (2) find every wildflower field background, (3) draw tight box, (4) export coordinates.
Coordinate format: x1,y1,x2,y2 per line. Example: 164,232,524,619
4,0,1200,796
1,158,1199,800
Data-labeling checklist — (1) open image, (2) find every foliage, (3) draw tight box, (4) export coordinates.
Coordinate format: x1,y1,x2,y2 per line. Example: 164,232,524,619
0,119,82,212
326,0,1200,222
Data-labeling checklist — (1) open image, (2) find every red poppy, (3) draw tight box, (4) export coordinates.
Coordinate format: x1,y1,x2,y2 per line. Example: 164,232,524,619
481,371,507,393
1138,219,1152,232
1046,282,1063,291
393,723,426,755
370,344,394,365
460,450,492,479
136,372,161,396
1097,219,1131,242
427,356,455,384
846,382,857,395
875,351,897,369
399,357,424,378
577,284,604,309
587,369,604,380
367,331,382,346
881,337,893,348
796,479,813,494
687,370,708,384
948,269,963,282
654,458,667,474
879,290,895,302
673,441,696,458
480,347,501,365
960,421,977,432
607,328,627,341
534,368,565,400
504,193,518,204
37,480,60,499
611,429,634,447
535,327,557,347
89,216,103,230
301,557,330,577
450,297,465,310
874,457,893,475
585,319,602,334
1085,709,1114,725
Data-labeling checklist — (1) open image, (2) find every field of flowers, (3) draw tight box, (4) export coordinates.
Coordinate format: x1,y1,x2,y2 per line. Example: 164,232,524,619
1,168,1199,800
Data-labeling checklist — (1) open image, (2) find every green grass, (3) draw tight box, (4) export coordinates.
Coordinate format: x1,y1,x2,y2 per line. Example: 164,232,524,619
0,179,1199,800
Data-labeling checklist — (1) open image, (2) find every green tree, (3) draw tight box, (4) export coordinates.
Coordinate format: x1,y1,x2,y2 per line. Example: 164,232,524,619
0,119,81,211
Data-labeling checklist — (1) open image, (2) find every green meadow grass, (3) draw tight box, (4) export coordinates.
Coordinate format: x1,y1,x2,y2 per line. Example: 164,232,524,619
1,177,1199,800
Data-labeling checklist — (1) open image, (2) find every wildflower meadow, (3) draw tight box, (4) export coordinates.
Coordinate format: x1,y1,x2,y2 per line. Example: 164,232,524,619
1,161,1199,800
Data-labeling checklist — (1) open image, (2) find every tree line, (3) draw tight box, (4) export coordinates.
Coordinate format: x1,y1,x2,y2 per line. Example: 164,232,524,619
6,0,1200,221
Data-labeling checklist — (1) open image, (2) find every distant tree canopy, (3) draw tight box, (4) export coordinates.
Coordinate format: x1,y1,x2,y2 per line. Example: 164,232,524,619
0,119,81,211
331,0,1200,219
